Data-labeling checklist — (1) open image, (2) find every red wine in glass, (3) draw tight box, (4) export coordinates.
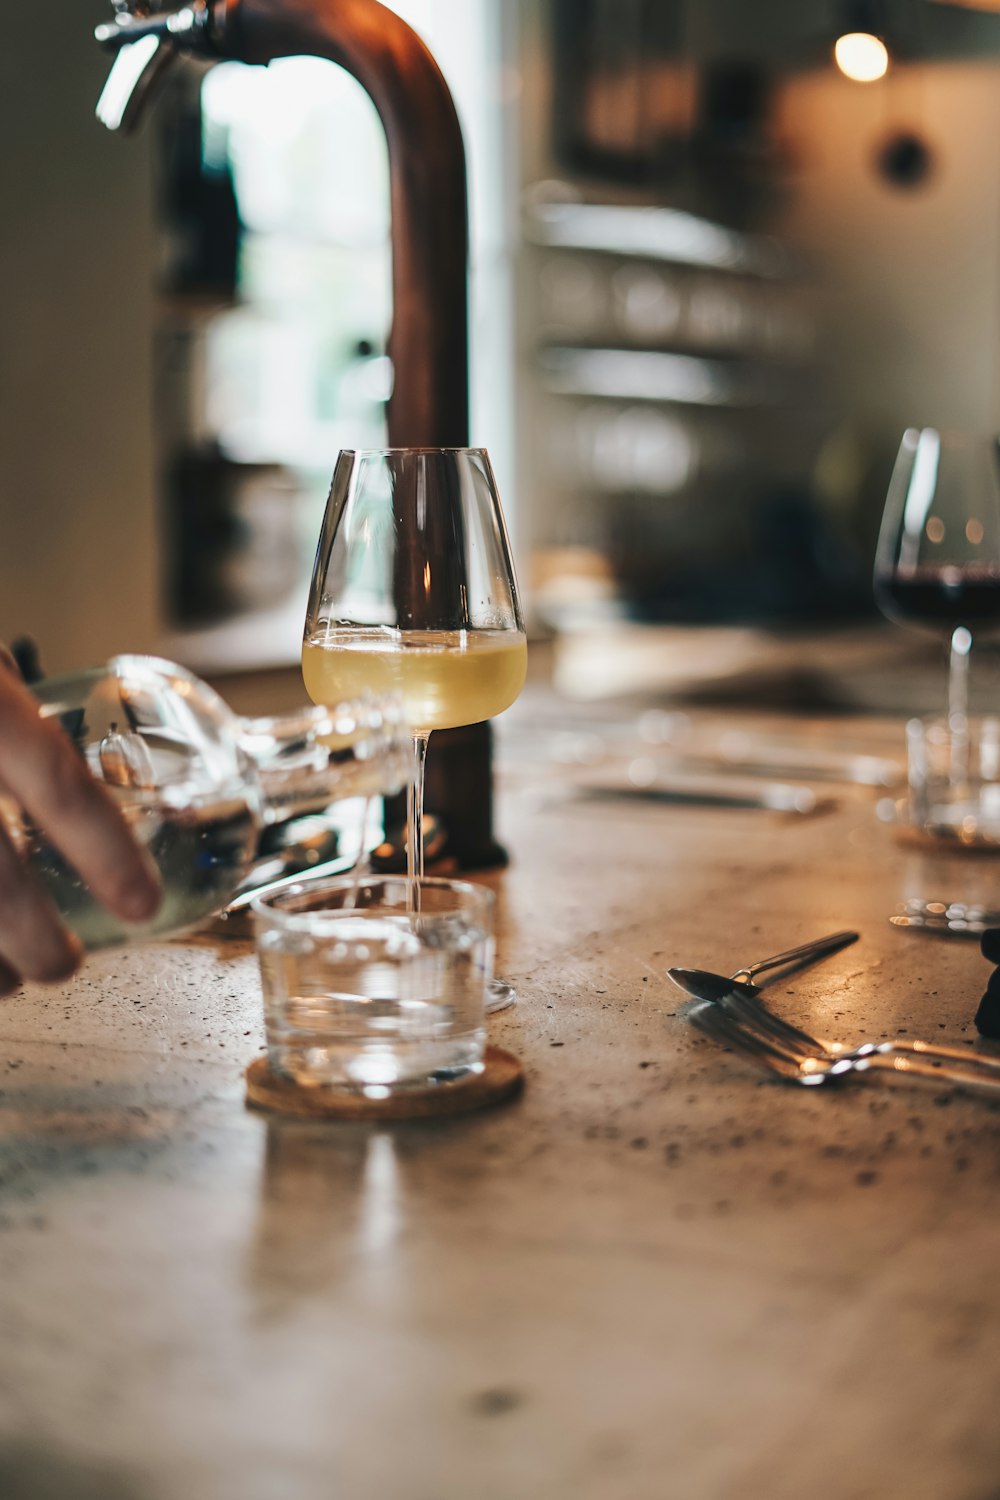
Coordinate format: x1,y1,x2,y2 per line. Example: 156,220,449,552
874,564,1000,635
874,430,1000,734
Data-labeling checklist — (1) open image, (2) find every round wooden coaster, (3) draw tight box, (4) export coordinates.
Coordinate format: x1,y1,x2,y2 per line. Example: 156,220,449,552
245,1045,524,1121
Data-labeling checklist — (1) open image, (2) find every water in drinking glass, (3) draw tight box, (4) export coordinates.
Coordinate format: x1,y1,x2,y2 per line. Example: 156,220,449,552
254,874,494,1091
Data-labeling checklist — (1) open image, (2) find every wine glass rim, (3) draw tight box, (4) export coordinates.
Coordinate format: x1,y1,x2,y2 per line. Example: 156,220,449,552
339,446,490,458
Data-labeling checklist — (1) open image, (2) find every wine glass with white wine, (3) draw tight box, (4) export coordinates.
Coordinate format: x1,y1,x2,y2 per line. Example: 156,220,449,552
302,448,527,1011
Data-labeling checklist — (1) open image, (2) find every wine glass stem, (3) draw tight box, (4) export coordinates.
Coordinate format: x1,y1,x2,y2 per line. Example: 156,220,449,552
407,732,430,887
948,626,972,789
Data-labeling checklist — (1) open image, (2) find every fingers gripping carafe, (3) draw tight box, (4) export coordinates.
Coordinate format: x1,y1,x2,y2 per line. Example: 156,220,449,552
7,656,409,949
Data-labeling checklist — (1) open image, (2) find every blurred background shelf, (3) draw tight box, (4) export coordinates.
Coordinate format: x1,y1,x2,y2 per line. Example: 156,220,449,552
6,0,1000,680
523,198,794,277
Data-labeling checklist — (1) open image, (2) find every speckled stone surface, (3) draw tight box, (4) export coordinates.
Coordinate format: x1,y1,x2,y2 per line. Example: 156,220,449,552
2,708,1000,1500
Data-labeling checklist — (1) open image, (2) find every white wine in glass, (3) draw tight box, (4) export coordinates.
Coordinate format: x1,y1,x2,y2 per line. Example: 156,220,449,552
303,449,527,1011
302,628,527,733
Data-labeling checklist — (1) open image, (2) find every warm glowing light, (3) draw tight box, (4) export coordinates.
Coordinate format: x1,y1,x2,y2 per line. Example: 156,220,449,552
834,32,889,82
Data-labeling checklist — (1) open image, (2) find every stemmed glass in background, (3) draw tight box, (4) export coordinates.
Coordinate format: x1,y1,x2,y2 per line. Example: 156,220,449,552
302,448,527,1011
874,427,1000,736
875,429,1000,864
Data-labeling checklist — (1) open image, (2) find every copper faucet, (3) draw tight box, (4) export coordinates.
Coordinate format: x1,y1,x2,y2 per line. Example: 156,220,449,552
94,0,505,869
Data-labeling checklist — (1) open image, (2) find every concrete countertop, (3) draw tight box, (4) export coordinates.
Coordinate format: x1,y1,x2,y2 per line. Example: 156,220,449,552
2,699,1000,1500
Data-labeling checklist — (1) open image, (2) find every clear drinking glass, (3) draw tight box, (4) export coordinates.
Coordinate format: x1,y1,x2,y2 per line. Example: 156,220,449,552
302,448,527,1012
905,714,1000,847
253,874,494,1094
874,429,1000,741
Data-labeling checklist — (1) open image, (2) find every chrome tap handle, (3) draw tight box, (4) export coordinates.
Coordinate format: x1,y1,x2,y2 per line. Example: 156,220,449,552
94,3,212,53
94,3,219,132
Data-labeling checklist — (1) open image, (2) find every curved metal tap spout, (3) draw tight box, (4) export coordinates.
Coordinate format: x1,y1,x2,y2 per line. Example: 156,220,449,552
216,0,470,447
95,0,468,446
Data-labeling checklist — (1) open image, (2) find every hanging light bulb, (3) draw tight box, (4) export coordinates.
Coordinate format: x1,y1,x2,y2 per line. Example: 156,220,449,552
834,30,889,81
833,2,890,82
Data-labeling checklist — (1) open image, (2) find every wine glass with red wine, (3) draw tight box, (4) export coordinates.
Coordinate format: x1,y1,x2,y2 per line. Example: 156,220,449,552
874,429,1000,732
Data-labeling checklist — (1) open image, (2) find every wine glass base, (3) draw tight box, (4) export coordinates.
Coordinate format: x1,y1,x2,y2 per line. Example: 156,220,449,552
486,978,517,1014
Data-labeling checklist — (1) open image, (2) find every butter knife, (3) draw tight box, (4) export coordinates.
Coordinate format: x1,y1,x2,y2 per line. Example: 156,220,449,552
575,767,828,815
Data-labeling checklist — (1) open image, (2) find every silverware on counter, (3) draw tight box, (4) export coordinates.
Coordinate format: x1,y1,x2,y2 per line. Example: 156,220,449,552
540,717,903,789
213,817,361,936
724,930,859,985
890,899,1000,937
668,942,1000,1093
224,850,357,915
682,1000,1000,1095
574,764,829,815
669,930,859,1063
682,741,902,788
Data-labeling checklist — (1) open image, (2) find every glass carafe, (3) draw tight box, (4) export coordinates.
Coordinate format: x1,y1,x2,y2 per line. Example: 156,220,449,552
1,655,409,951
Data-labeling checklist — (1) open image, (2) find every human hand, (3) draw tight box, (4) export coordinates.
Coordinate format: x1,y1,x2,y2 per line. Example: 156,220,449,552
0,647,161,994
